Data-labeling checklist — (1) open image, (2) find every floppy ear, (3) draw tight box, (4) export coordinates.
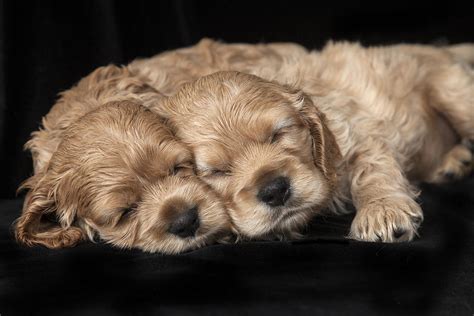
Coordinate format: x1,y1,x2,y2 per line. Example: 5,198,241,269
292,92,342,187
14,173,84,249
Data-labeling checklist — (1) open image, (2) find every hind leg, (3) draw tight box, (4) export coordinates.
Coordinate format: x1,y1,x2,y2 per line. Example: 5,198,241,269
428,62,474,140
429,140,473,183
426,60,474,183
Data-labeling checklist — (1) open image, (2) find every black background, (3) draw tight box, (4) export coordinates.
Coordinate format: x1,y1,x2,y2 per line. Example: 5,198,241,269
0,1,473,315
2,0,474,198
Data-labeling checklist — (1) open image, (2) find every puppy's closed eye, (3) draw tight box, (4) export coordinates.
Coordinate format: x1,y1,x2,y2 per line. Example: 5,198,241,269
200,168,231,177
117,203,139,225
269,125,295,144
267,117,299,144
172,161,195,177
210,169,231,177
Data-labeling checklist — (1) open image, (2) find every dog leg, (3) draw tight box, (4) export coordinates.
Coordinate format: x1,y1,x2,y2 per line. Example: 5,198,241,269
428,62,474,141
347,138,423,242
429,141,473,183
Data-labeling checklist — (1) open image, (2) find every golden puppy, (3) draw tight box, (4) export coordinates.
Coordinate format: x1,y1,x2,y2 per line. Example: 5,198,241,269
154,72,341,240
152,59,473,242
15,102,230,254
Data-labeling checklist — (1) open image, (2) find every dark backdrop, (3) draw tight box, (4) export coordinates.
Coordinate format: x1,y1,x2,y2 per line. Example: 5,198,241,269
1,2,474,315
1,1,474,198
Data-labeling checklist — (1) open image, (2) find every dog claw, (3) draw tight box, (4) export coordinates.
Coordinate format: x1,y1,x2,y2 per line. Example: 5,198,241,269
461,160,471,166
411,215,423,226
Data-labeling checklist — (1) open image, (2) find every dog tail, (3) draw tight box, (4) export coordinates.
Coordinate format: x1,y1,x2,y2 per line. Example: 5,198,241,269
446,44,474,65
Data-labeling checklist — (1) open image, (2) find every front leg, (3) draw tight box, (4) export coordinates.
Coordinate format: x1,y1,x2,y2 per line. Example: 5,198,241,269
347,138,423,242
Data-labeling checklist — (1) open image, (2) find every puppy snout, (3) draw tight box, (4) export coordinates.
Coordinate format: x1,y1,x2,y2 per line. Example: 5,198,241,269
257,176,291,207
168,206,200,238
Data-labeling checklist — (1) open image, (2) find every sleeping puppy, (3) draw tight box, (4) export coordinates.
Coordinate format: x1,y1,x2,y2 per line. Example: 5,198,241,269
20,39,472,247
154,65,473,242
130,38,474,185
154,72,343,240
15,102,230,254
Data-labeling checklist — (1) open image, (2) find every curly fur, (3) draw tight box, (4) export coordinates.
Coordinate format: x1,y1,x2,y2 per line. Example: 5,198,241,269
18,38,474,248
131,39,474,242
16,85,231,254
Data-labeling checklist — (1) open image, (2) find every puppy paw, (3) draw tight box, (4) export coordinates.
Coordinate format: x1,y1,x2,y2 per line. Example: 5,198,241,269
349,198,423,243
432,143,473,183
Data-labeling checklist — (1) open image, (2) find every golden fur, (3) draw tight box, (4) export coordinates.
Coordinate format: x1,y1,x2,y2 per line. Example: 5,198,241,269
15,68,231,253
17,38,474,250
26,65,165,174
153,72,340,239
130,39,474,242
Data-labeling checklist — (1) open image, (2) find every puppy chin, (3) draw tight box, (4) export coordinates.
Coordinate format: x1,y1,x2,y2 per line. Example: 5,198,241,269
228,197,328,240
144,231,224,254
134,218,230,254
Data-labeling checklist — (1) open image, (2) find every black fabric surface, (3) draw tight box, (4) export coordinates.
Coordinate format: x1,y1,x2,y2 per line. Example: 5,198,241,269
1,2,474,315
1,177,473,315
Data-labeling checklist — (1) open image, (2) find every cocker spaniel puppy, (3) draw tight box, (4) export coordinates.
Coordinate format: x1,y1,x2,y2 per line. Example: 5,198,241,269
153,72,339,240
16,64,231,253
145,40,473,243
16,102,230,254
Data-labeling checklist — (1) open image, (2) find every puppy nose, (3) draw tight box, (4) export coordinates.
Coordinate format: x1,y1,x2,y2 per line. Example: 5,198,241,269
168,206,200,238
257,176,291,207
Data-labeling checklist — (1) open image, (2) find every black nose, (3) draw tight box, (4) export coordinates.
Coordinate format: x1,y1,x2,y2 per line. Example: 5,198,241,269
168,206,200,238
257,176,291,207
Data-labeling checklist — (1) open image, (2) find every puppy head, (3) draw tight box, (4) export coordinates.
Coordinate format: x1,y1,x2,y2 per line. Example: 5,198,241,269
158,71,341,239
15,102,230,254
